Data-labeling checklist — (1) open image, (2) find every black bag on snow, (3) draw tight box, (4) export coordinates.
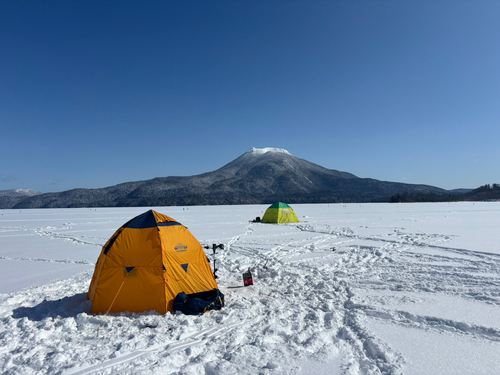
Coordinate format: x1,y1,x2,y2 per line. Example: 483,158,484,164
173,288,224,315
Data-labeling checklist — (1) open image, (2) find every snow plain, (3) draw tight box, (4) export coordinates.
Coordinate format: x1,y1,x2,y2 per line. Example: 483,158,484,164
0,202,499,374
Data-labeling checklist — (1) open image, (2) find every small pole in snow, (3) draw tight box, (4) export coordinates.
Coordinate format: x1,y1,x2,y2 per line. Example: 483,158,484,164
204,244,223,279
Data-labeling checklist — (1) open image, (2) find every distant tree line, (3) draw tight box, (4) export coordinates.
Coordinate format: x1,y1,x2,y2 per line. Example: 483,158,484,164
390,192,459,203
390,183,500,203
473,183,500,192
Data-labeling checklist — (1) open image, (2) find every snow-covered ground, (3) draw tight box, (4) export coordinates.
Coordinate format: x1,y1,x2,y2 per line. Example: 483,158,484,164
0,202,499,374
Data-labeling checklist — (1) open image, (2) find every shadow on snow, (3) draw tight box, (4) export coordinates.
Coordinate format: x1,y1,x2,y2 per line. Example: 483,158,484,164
12,293,91,321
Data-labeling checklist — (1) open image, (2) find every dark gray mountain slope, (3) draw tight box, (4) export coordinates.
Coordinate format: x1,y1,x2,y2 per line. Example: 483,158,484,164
0,189,42,209
5,148,447,208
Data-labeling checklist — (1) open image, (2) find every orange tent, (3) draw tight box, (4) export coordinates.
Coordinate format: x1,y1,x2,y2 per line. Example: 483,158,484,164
87,210,219,314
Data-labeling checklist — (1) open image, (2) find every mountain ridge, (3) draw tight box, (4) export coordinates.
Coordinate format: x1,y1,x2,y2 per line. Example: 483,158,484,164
1,148,450,208
0,189,41,197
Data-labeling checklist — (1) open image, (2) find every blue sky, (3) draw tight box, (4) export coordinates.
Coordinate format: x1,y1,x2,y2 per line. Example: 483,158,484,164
1,1,499,193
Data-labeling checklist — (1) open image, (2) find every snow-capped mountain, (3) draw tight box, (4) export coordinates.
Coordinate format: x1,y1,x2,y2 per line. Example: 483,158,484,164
2,148,447,208
0,189,41,197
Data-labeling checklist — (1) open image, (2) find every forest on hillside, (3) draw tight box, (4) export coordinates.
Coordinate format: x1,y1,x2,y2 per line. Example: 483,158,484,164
390,184,500,203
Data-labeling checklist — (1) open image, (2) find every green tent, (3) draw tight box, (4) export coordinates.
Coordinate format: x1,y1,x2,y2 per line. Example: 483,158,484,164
261,202,299,223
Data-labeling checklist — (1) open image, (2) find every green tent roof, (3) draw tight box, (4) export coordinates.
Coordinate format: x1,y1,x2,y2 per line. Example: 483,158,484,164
268,202,291,209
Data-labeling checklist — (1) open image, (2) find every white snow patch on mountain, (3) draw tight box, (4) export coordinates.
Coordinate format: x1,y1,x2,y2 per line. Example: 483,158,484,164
0,189,41,197
249,147,291,155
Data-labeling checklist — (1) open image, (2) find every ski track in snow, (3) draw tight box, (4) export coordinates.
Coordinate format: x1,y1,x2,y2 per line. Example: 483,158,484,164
0,205,499,374
0,255,93,265
64,320,246,375
35,227,105,248
0,226,101,265
223,222,500,374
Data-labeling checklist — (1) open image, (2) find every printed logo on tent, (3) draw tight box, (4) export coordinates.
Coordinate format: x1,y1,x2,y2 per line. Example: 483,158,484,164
282,208,291,215
175,243,188,253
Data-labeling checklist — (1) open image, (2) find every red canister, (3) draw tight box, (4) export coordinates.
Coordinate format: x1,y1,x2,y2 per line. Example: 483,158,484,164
243,268,253,286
